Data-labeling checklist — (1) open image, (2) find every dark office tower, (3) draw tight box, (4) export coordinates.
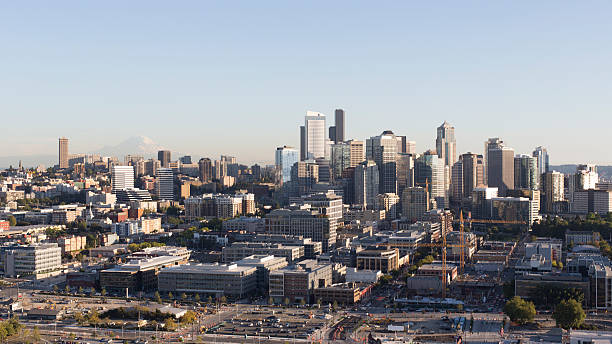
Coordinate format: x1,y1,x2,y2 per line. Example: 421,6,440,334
179,156,192,164
514,154,539,190
158,150,171,168
58,137,69,169
334,109,345,143
484,138,504,185
396,153,415,196
198,158,212,183
453,153,485,200
300,125,306,161
328,126,336,143
488,145,515,196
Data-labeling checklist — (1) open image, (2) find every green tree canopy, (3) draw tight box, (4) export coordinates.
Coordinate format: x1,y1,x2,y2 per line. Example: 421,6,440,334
553,299,586,329
503,296,536,325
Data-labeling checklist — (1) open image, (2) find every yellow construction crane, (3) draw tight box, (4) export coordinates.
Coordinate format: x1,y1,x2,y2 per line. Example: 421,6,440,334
381,211,467,298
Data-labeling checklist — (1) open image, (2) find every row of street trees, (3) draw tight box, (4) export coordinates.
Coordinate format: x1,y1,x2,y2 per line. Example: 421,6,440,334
504,296,586,329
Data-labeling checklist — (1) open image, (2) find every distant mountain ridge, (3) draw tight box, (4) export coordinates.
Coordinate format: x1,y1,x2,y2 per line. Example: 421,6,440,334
94,136,163,158
0,136,168,169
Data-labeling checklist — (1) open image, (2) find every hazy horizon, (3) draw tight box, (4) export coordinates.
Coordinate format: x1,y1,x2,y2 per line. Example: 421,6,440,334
2,2,612,165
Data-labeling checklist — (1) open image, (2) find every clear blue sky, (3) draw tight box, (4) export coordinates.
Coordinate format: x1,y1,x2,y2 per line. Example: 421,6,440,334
2,1,611,165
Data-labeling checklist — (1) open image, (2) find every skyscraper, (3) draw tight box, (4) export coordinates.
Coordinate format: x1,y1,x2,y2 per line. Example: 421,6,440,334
332,109,345,143
402,187,430,221
158,150,171,168
299,126,306,161
484,138,504,185
348,140,365,168
354,160,379,208
542,171,564,213
435,121,457,167
514,154,539,190
198,158,212,183
111,165,135,193
532,146,549,176
436,122,456,199
366,131,401,194
304,111,326,160
58,137,69,169
452,153,485,201
330,143,351,179
275,146,299,184
396,153,415,197
214,159,227,180
156,168,174,200
488,145,515,196
290,161,319,196
414,151,445,204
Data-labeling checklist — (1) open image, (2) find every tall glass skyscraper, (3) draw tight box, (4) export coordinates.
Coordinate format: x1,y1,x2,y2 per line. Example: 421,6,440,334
275,146,299,184
532,146,550,177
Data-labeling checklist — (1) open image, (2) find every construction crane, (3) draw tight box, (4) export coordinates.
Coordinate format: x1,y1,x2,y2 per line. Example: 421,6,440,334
380,211,467,298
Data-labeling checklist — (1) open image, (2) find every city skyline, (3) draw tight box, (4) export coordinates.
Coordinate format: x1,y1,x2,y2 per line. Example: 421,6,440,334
3,2,612,165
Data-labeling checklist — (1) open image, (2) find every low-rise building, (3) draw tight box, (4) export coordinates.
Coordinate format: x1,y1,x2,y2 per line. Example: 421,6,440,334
566,231,601,246
222,242,304,264
269,260,332,304
99,255,184,293
417,264,458,282
345,268,382,284
234,255,288,294
314,282,372,305
158,263,257,299
0,243,62,279
356,249,399,273
57,235,87,254
90,244,128,258
514,272,590,305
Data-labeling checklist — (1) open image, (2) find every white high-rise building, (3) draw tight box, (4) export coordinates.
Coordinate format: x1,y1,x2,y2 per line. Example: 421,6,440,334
304,111,326,160
156,168,174,200
532,146,549,177
111,166,135,193
275,146,299,184
354,160,379,208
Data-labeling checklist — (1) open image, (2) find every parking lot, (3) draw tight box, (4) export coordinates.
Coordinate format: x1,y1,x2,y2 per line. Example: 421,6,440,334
208,308,329,340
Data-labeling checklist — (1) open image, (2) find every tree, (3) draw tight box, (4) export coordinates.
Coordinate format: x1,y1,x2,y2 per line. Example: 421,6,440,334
154,291,162,304
269,297,274,305
65,285,71,293
194,294,200,303
299,299,306,307
503,296,536,325
74,312,86,325
180,310,197,324
220,296,227,304
168,292,174,300
332,301,339,311
181,293,187,301
164,318,177,331
283,297,290,306
7,216,16,227
207,296,213,304
53,285,59,293
317,299,322,308
78,286,84,295
553,299,586,329
100,287,106,296
31,326,40,343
